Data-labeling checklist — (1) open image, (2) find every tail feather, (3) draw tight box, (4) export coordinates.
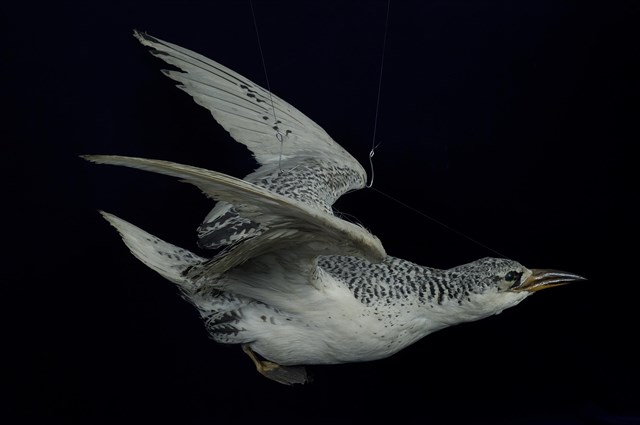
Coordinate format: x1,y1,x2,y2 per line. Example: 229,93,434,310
100,211,260,345
100,211,206,292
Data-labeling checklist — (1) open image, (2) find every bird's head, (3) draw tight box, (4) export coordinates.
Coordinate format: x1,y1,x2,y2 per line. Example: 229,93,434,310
445,257,586,318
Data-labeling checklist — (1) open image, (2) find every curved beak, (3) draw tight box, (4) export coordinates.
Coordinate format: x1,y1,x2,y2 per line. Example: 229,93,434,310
513,269,587,292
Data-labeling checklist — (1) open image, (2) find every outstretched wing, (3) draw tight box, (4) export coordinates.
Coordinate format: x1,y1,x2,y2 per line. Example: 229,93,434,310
83,155,385,275
134,30,361,170
134,31,368,250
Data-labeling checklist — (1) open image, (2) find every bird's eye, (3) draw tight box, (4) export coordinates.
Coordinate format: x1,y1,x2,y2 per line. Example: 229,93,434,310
504,271,522,282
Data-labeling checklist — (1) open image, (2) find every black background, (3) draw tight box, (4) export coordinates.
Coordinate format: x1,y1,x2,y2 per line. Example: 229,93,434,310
5,1,639,424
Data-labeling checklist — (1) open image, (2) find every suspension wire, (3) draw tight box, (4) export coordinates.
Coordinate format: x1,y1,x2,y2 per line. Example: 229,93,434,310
368,186,510,259
248,1,503,259
363,2,505,258
366,0,391,189
249,0,284,171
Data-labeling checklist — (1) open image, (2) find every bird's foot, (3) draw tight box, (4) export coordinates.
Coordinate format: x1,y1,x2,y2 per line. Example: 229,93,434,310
242,345,310,385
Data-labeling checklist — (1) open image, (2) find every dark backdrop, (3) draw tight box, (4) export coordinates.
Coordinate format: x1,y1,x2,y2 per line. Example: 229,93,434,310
5,1,638,424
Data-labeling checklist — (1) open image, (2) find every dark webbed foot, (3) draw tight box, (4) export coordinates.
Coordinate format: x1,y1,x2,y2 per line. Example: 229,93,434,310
242,345,310,385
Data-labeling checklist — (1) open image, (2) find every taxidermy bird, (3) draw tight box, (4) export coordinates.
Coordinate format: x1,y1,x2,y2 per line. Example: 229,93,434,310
84,31,584,385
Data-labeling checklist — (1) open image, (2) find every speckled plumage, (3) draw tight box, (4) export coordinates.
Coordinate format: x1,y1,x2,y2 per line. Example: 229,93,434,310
84,31,583,384
198,158,364,249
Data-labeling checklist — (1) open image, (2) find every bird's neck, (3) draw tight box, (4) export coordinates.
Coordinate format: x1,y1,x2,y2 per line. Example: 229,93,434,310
320,255,527,326
410,268,529,327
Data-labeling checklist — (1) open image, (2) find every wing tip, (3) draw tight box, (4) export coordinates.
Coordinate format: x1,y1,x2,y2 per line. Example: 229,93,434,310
97,209,119,227
133,29,168,55
80,154,98,163
133,29,154,45
80,154,122,165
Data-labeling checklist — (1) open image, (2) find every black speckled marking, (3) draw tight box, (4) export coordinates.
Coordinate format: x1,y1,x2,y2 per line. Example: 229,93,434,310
198,157,365,250
318,256,520,310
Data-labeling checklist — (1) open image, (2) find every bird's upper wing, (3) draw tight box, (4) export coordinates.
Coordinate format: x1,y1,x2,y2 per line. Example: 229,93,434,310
83,155,385,276
134,31,368,249
134,30,361,170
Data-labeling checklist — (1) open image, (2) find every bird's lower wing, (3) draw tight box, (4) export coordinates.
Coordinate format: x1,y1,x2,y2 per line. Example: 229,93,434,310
83,155,385,275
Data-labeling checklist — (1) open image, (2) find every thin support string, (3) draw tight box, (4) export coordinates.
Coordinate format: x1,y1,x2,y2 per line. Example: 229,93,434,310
367,0,391,189
368,186,510,259
249,0,284,172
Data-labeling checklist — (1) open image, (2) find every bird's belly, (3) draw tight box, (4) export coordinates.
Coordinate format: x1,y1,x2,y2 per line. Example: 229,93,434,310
247,307,430,366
